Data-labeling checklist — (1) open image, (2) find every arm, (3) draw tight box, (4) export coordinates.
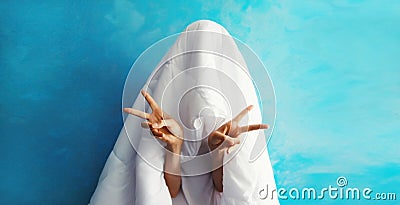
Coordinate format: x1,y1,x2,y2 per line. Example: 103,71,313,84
124,90,184,198
150,121,184,198
164,142,182,197
208,105,269,192
210,148,224,192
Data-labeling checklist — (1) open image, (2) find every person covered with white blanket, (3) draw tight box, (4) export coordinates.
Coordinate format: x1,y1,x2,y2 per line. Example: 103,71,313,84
89,20,280,205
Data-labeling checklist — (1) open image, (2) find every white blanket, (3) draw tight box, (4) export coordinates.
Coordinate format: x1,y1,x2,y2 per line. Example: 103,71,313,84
90,20,279,205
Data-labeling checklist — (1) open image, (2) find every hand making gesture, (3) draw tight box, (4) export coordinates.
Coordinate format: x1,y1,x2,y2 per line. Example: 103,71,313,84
123,90,183,151
208,105,269,152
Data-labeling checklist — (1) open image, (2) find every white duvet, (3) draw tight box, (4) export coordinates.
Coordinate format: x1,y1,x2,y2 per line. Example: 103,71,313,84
89,20,279,205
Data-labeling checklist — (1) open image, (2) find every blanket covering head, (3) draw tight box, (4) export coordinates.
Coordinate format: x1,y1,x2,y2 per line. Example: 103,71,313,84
90,20,280,205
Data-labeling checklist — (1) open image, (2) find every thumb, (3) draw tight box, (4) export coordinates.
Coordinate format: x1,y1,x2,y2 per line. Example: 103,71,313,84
220,136,240,149
154,119,183,138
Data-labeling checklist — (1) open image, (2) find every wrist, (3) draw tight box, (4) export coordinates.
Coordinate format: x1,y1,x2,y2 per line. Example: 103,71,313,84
166,139,183,154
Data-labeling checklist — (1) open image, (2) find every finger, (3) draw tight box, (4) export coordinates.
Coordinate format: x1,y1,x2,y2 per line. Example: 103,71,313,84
216,132,240,146
233,105,254,122
162,112,172,119
224,136,239,146
153,119,176,128
151,128,162,137
141,90,159,110
210,132,238,150
222,136,240,154
238,124,269,133
152,120,167,129
226,140,240,154
217,121,231,134
151,129,170,144
124,108,150,119
141,121,152,128
213,131,227,141
222,125,228,135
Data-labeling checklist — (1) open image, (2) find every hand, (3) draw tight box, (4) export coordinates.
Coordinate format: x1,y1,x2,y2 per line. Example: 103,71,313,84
207,105,268,153
124,90,183,152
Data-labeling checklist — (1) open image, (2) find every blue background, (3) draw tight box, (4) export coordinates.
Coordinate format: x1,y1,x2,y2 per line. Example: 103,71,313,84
1,0,399,204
